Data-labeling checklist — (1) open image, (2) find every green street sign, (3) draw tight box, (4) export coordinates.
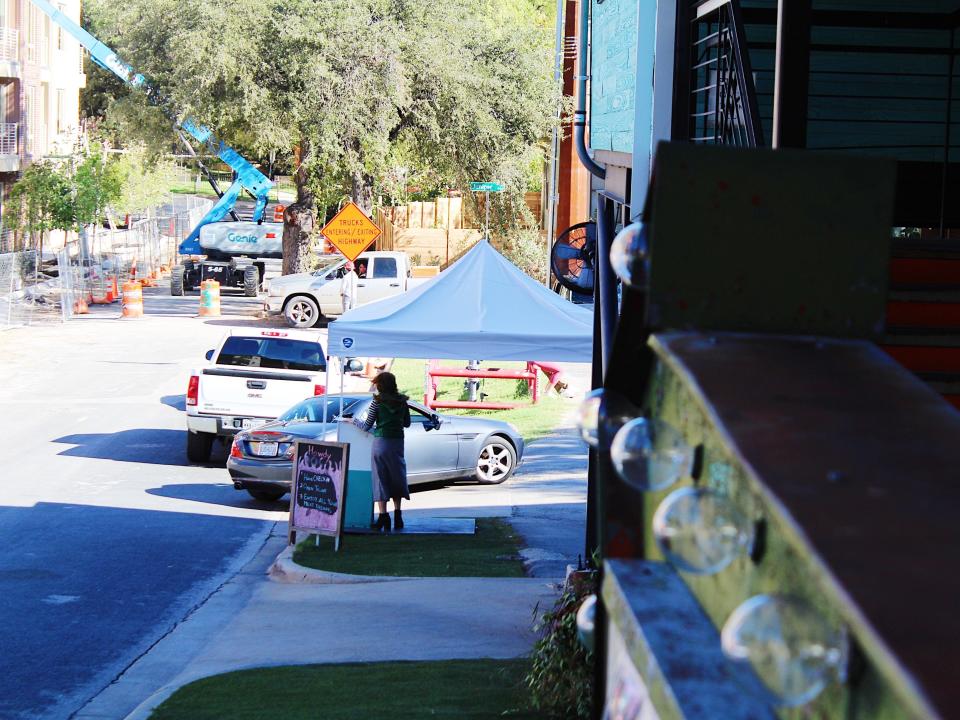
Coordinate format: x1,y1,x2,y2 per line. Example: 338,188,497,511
470,182,504,192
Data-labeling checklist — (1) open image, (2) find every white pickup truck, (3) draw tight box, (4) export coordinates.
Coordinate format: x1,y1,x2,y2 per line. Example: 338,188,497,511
264,251,427,328
184,328,363,462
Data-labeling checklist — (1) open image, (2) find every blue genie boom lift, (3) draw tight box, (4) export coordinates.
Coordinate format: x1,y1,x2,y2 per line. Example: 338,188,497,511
30,0,282,297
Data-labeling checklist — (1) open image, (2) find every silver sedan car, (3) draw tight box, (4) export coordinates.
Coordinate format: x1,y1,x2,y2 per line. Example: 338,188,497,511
227,394,525,501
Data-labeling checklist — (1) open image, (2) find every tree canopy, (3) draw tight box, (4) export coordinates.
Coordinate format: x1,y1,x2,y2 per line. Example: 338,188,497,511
83,0,558,272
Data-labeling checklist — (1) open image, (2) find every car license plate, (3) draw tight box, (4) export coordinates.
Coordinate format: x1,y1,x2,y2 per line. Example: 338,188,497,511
252,441,279,457
233,418,265,430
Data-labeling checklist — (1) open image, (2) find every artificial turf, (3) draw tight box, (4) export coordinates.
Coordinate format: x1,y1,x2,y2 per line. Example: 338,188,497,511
292,517,526,577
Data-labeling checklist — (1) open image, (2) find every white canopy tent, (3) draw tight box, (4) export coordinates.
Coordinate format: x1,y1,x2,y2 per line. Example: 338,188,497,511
327,239,594,362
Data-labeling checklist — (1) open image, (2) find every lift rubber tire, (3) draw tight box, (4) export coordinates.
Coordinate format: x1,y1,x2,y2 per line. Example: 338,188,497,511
243,265,259,297
170,265,185,296
186,431,214,463
284,295,322,328
247,488,287,502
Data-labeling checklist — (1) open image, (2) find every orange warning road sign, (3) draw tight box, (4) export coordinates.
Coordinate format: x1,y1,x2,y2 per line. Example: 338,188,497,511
320,202,382,262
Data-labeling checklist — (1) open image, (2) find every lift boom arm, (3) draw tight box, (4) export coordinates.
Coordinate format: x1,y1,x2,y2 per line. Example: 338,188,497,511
30,0,273,254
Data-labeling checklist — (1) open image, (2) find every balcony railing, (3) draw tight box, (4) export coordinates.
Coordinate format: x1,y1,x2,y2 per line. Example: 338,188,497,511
0,123,17,155
0,28,17,63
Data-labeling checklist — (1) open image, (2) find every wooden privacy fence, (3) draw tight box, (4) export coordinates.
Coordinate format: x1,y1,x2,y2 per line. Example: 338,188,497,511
383,192,543,230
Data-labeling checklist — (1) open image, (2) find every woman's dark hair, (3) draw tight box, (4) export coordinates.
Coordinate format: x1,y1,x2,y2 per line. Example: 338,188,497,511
373,371,407,405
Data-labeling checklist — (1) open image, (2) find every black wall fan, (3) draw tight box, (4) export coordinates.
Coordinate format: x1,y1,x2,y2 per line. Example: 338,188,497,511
550,222,597,294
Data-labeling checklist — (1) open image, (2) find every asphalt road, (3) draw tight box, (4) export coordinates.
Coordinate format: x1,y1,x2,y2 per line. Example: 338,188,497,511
0,287,293,719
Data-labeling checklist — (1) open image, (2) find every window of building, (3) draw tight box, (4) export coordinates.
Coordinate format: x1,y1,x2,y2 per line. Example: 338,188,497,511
56,4,64,51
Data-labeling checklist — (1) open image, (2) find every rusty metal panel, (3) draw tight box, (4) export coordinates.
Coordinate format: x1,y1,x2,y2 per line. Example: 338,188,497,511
652,332,959,719
645,143,896,338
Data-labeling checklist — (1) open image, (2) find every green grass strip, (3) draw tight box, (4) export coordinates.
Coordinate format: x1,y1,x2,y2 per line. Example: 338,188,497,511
150,659,544,720
292,518,526,578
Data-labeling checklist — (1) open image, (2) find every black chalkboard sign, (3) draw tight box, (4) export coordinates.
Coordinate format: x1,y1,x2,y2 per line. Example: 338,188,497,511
289,440,350,550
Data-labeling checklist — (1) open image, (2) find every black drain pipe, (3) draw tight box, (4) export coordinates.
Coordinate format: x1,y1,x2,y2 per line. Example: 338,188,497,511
575,0,606,179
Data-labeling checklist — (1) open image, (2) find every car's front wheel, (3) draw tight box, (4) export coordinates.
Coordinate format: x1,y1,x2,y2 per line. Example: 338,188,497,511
475,437,517,484
284,295,321,328
247,488,287,502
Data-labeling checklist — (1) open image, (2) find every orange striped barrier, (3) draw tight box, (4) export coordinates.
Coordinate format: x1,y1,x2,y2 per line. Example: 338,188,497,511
199,280,221,317
121,281,144,318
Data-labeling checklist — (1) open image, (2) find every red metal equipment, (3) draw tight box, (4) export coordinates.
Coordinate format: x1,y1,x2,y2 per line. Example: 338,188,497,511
424,361,539,410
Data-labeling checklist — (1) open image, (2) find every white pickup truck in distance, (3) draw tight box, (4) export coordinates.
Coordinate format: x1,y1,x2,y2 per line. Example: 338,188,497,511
264,251,428,328
184,329,361,463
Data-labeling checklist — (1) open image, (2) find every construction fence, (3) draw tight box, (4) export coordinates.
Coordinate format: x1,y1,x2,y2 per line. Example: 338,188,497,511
0,196,214,330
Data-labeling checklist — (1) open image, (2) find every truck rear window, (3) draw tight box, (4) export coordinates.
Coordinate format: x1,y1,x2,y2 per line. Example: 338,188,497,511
217,337,326,371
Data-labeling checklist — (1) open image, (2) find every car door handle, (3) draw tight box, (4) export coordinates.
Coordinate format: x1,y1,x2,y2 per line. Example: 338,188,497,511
389,283,400,287
357,283,366,287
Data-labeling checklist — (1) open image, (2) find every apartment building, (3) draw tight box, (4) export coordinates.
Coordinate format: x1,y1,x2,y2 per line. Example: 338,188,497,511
0,0,85,176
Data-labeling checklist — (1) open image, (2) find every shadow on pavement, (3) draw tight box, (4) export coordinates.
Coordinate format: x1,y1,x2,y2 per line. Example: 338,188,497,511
0,501,272,720
52,428,229,466
145,482,289,511
160,394,186,412
201,316,287,329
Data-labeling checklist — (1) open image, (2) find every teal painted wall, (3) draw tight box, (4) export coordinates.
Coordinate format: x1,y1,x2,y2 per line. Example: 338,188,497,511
589,0,639,153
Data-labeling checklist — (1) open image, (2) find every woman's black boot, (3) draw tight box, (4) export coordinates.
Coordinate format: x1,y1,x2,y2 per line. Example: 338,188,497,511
374,512,392,532
394,509,404,530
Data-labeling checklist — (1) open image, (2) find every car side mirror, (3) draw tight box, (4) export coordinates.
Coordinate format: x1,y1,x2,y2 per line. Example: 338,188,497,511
205,349,214,361
345,358,364,373
430,414,442,430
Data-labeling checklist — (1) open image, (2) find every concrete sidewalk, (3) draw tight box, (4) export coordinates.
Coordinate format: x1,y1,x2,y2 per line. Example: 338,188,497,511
76,422,588,718
109,525,557,719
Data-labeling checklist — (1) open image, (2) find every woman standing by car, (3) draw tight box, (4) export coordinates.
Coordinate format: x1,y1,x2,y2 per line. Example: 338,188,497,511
354,372,411,531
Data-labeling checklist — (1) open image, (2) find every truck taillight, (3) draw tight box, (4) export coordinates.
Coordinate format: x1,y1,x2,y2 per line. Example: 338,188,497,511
187,376,199,406
314,384,326,396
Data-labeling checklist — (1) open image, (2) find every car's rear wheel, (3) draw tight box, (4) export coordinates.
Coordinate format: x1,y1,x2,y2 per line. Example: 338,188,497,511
476,436,517,484
186,431,214,463
247,488,287,502
284,295,321,328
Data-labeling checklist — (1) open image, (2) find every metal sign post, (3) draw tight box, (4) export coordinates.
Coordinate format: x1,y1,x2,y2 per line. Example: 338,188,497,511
469,182,503,241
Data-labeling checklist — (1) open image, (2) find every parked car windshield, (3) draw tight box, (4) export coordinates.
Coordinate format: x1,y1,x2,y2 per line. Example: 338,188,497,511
279,396,367,423
216,337,326,371
314,257,345,278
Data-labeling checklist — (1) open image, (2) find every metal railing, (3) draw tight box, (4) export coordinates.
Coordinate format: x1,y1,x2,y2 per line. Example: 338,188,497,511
0,123,17,155
686,0,763,147
0,27,18,63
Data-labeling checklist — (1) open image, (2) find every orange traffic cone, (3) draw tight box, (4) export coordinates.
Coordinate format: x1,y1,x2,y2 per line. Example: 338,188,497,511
121,281,144,318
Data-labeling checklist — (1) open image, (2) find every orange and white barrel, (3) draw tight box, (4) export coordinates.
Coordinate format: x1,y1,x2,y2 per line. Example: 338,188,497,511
121,281,143,318
199,280,221,317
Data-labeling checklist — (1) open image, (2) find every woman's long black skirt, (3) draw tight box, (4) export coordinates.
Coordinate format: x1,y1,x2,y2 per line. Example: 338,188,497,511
371,437,409,501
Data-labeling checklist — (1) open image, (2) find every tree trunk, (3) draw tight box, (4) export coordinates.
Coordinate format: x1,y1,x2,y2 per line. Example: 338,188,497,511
281,142,316,276
351,169,374,216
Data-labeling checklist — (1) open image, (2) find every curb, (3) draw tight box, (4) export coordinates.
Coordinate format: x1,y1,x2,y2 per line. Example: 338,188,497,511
268,543,411,585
